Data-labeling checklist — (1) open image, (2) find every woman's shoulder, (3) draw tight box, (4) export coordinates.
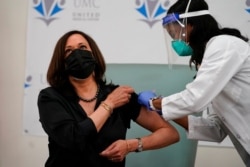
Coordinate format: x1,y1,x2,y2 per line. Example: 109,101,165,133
41,86,77,96
39,86,57,94
38,86,78,105
38,87,66,100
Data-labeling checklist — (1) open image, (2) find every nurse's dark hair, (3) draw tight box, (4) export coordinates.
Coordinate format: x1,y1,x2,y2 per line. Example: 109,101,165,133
167,0,249,70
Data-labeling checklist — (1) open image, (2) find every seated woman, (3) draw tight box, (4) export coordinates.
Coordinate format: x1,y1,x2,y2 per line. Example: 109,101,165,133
37,30,179,167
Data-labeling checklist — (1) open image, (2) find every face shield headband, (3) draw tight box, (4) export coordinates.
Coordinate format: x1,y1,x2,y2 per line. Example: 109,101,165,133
162,10,210,27
162,10,209,66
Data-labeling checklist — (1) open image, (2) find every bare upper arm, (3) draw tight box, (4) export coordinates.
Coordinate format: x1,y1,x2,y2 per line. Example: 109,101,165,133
135,106,174,132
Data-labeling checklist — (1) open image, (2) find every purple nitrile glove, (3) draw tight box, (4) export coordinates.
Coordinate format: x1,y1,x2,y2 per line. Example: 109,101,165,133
138,90,157,111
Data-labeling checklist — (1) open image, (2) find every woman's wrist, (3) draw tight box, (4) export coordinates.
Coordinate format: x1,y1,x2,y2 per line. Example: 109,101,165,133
153,98,162,110
126,138,143,153
101,101,113,115
125,140,130,153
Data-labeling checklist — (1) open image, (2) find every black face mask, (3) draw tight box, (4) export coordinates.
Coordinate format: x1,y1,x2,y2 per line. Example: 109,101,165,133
65,49,96,79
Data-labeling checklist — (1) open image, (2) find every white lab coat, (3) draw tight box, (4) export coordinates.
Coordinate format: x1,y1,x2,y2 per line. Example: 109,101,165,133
161,35,250,155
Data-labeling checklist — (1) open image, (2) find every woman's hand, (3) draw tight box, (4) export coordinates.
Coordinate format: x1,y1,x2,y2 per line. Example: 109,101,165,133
104,86,134,109
88,86,134,131
99,140,129,162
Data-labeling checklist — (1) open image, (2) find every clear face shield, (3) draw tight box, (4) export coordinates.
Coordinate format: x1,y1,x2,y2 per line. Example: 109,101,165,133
162,13,191,66
162,5,210,65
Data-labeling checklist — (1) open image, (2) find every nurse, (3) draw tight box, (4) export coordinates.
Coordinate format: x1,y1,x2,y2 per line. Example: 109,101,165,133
138,0,250,166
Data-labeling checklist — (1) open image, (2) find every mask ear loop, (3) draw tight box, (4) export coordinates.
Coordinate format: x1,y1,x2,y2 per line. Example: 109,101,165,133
182,0,192,43
172,14,185,42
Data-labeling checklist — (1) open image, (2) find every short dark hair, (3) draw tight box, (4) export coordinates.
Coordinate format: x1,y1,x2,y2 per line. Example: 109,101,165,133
47,30,107,89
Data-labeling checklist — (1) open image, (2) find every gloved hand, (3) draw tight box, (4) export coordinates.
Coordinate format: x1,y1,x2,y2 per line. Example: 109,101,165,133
138,91,157,110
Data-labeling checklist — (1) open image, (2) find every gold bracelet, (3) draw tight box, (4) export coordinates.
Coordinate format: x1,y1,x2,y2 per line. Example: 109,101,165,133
101,102,113,115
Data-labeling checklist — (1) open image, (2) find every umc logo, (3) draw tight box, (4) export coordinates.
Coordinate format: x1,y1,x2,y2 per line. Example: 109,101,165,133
135,0,170,28
33,0,65,26
246,0,250,14
24,75,33,89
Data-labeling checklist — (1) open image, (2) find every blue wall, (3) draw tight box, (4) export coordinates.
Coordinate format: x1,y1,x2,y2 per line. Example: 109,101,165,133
106,64,197,167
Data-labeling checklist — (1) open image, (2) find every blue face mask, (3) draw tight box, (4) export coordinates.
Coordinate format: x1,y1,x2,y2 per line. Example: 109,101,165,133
171,40,193,56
